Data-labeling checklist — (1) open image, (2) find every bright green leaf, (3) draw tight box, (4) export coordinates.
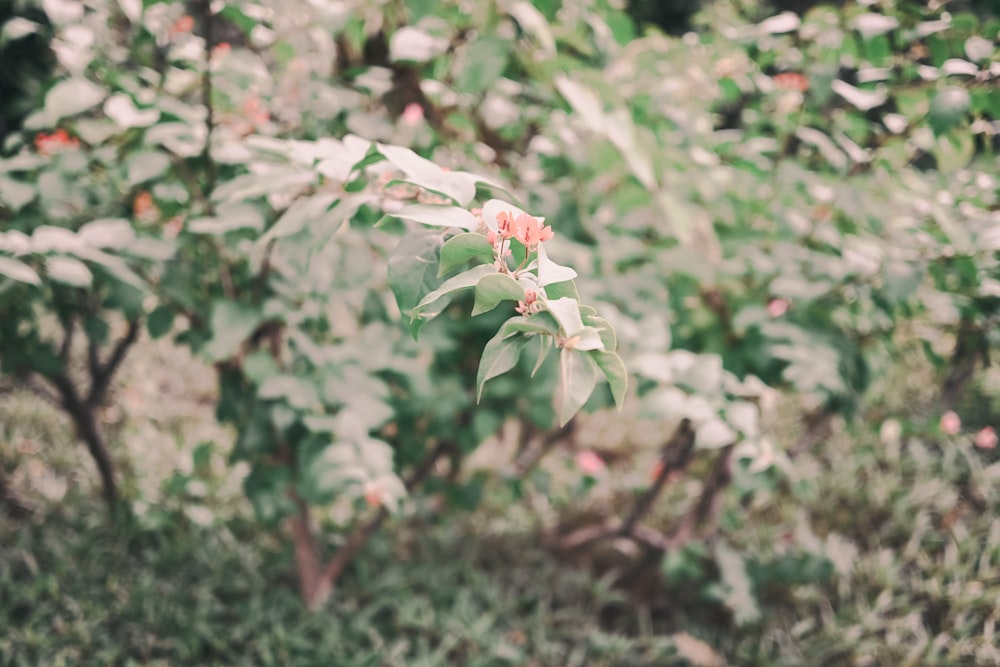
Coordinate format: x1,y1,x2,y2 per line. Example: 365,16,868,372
439,232,494,276
472,273,526,316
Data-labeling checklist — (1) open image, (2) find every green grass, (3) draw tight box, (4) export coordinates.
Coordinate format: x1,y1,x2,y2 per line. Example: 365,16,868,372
3,339,1000,666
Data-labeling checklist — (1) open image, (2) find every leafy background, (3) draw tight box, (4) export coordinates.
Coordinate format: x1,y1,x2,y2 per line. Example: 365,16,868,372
1,0,999,664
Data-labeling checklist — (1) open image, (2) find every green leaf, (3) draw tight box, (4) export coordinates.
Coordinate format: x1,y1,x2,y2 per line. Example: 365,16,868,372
454,36,509,95
147,305,175,339
0,256,41,285
376,143,478,205
476,331,528,402
439,232,494,276
500,312,561,338
0,177,35,212
536,242,577,286
203,302,261,362
258,375,322,410
46,256,92,287
543,280,579,301
584,315,617,351
126,151,171,185
78,219,135,249
546,297,585,336
388,230,444,335
413,264,497,319
44,78,106,122
392,204,478,230
558,349,597,427
472,273,526,316
592,351,627,410
532,334,552,377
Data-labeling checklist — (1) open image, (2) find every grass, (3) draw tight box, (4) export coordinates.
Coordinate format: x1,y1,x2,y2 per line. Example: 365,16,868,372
3,337,1000,666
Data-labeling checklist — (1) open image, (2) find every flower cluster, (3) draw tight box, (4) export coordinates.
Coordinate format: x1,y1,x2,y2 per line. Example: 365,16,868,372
34,129,79,155
489,210,554,250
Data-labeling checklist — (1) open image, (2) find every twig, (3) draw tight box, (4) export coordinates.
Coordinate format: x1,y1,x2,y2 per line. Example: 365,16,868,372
88,319,141,406
558,419,696,552
201,0,216,200
619,419,695,536
58,315,75,362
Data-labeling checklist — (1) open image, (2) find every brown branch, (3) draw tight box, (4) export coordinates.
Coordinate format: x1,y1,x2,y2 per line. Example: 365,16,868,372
514,419,575,476
664,444,735,548
558,419,696,552
49,371,118,508
620,419,695,536
88,319,141,406
59,315,75,362
201,0,216,199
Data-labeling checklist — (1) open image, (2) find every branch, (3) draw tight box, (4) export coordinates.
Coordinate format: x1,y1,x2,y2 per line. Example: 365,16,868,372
201,0,216,200
319,439,452,586
59,315,75,363
619,418,695,536
88,319,141,406
558,419,696,552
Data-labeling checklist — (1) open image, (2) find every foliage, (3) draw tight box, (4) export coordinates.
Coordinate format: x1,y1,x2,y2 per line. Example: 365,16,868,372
0,0,998,640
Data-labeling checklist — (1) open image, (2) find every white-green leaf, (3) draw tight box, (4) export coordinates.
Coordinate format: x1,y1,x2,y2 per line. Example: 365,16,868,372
593,351,628,410
393,204,478,230
0,256,41,285
546,297,585,336
104,93,159,129
127,151,171,185
45,78,106,123
508,2,556,58
536,242,578,287
0,177,35,212
46,256,92,287
695,417,737,449
78,218,135,249
388,26,448,63
558,348,598,426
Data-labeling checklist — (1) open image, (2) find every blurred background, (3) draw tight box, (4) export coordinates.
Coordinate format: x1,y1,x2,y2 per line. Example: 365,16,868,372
1,0,999,664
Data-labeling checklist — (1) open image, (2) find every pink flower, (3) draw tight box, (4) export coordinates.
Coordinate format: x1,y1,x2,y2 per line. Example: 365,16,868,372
940,411,962,435
575,450,605,475
515,289,538,315
511,214,554,248
975,427,997,450
401,103,424,126
767,298,789,318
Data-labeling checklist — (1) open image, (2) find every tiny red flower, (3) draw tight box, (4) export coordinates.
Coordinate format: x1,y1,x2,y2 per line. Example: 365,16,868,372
171,15,194,34
774,72,809,92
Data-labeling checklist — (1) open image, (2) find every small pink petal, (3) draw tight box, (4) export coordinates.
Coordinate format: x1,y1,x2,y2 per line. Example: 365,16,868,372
940,411,962,435
975,427,997,450
766,298,789,318
401,103,424,126
575,450,606,475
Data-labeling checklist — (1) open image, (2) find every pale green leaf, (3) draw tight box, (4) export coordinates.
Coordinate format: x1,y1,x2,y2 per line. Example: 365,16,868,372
393,204,478,230
0,256,41,285
476,330,528,402
46,256,92,287
593,351,628,410
472,273,526,316
558,349,598,426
